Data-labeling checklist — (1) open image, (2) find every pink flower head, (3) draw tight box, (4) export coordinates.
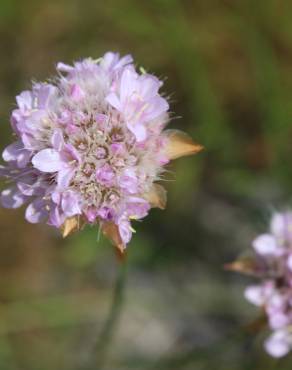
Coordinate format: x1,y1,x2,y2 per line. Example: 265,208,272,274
0,52,202,253
233,211,292,357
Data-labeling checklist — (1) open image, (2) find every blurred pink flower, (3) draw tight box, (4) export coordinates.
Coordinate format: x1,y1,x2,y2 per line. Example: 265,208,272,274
235,212,292,357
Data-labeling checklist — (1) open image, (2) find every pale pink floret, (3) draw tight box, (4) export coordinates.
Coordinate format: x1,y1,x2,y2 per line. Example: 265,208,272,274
244,211,292,357
0,52,171,246
265,329,292,358
106,66,169,142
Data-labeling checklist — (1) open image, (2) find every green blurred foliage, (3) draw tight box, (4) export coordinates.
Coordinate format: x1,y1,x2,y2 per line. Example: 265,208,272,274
0,0,292,369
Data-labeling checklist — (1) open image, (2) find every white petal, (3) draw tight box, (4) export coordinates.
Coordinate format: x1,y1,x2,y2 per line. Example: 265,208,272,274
252,234,278,255
106,93,122,111
32,149,63,172
244,285,265,306
264,331,291,358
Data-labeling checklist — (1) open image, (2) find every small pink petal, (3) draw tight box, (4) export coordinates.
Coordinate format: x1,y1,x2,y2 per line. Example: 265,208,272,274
57,167,75,188
244,285,265,306
127,123,147,142
120,67,137,104
57,62,74,73
25,199,47,223
85,208,98,223
61,191,81,217
1,187,27,209
16,91,33,111
51,129,65,151
70,84,85,101
264,331,291,358
32,149,63,172
252,234,278,255
106,93,122,111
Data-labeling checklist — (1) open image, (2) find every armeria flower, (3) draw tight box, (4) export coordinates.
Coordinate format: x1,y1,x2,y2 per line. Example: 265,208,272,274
0,52,202,254
227,211,292,357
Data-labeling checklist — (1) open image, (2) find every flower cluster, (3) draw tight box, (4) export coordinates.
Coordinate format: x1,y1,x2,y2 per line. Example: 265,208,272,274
0,52,202,253
234,212,292,357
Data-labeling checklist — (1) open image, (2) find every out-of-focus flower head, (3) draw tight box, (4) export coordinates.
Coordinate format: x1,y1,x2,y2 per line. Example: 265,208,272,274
227,211,292,357
0,52,202,255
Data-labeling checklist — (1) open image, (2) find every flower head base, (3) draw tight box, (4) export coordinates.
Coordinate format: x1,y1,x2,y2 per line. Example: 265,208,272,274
228,211,292,357
1,52,202,254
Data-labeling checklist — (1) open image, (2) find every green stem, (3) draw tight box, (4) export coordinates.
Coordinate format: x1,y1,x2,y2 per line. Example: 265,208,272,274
81,259,128,370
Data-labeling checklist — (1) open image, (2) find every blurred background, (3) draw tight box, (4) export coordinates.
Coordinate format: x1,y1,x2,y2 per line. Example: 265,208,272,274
0,0,292,369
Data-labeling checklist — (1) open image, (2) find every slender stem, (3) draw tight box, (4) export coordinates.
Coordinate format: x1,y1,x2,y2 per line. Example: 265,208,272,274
81,259,128,370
